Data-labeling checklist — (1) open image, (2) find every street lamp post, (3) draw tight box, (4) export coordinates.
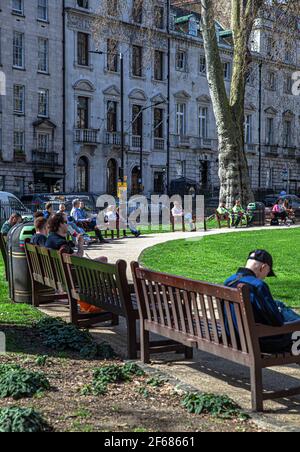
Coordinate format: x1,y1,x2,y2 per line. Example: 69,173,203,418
131,101,166,194
89,50,125,182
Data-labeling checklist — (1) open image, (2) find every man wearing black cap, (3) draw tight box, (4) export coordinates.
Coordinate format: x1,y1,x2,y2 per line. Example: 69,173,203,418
225,250,300,353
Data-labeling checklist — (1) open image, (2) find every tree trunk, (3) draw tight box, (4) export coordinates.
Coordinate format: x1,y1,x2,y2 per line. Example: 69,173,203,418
201,0,258,207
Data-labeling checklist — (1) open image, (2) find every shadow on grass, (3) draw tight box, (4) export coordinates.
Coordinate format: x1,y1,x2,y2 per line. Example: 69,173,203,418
0,323,112,362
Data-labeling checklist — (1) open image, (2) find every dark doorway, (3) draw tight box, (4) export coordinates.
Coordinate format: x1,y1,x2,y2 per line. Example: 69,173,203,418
199,160,209,190
77,156,89,192
131,166,141,195
154,172,165,194
107,159,118,196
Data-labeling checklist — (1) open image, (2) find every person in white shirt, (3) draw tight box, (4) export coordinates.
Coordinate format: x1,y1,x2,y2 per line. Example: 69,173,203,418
171,201,196,232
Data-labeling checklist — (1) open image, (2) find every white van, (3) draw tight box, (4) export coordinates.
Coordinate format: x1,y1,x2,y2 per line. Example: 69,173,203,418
0,192,33,224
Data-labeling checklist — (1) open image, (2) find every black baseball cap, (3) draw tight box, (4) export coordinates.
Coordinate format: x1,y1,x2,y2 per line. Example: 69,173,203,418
247,250,276,277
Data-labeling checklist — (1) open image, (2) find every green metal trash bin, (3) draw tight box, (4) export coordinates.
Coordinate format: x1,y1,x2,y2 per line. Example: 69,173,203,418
247,202,266,227
7,222,36,304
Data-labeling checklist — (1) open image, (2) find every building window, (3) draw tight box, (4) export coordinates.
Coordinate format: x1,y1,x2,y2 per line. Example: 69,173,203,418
154,6,164,29
107,101,118,132
266,117,274,145
77,0,88,8
154,108,164,138
38,38,49,73
245,115,253,144
37,0,48,21
13,85,25,114
284,75,293,94
13,31,24,68
38,133,50,152
132,45,143,77
267,71,276,91
77,32,89,66
176,103,186,136
176,160,186,177
132,0,143,23
38,89,49,117
154,50,164,81
12,0,24,15
199,107,208,139
283,120,292,147
176,50,187,71
14,131,25,154
77,97,89,129
199,55,206,75
132,105,143,137
107,39,119,72
223,62,231,81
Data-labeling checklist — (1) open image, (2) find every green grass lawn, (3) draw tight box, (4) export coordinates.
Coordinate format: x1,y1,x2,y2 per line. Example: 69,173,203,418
0,262,44,327
141,228,300,308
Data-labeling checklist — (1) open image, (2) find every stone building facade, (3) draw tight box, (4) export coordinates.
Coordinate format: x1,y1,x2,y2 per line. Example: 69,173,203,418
0,0,64,196
65,0,300,197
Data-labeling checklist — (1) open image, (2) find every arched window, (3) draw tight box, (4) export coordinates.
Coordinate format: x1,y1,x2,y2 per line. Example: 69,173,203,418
77,156,89,192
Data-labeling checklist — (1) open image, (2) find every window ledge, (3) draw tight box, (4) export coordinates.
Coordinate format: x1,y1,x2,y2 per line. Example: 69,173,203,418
13,66,26,71
74,63,94,71
12,12,25,18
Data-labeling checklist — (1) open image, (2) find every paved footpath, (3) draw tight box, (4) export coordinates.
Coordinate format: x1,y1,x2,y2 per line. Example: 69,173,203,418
40,225,300,432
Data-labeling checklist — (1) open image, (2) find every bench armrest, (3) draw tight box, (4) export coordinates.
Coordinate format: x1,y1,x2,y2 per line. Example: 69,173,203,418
256,321,300,338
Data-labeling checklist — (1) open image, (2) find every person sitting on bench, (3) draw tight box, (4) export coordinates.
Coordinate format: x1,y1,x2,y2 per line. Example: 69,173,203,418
232,199,252,228
216,202,230,221
71,199,106,244
272,199,288,225
1,213,22,236
45,213,84,257
31,216,48,247
225,249,300,353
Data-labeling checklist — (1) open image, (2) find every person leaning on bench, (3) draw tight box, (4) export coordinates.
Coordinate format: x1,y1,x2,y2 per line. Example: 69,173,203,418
225,250,300,354
45,213,84,257
31,216,48,247
1,213,22,236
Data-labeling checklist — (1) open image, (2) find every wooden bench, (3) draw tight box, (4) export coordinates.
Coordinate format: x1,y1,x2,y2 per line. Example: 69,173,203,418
131,262,300,412
0,233,8,281
61,254,188,360
215,210,231,229
25,243,69,307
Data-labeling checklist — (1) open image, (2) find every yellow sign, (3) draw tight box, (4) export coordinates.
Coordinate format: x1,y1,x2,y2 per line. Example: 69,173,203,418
117,181,127,199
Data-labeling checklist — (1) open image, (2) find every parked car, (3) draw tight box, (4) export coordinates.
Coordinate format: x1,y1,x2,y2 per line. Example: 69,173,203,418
0,192,33,225
20,194,53,212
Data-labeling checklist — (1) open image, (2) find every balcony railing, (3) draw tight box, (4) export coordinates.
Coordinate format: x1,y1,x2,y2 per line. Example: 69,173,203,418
74,128,99,144
264,145,279,157
284,146,296,159
105,131,121,146
245,143,258,154
132,135,141,148
14,151,26,162
171,134,191,148
32,150,59,166
154,138,165,150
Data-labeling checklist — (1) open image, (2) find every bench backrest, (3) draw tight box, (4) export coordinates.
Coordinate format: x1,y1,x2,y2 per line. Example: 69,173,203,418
131,262,257,361
25,242,67,293
62,255,135,317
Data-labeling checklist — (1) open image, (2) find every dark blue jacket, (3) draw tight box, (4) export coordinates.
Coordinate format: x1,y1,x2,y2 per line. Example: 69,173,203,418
224,268,292,353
